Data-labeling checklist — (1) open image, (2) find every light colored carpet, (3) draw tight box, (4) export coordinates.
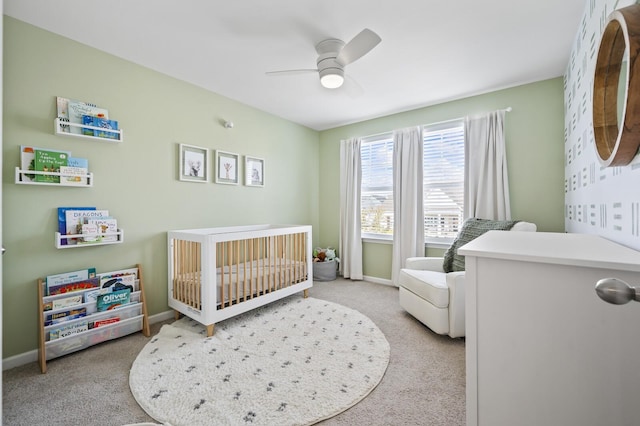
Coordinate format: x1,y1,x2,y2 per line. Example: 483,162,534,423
129,297,390,426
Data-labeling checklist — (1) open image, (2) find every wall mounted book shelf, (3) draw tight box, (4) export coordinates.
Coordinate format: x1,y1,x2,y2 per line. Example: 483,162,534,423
54,118,123,143
15,167,94,187
55,230,124,249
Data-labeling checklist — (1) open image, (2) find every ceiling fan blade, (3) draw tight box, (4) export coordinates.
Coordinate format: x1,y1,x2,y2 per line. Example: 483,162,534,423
342,74,365,98
336,28,381,66
266,69,317,76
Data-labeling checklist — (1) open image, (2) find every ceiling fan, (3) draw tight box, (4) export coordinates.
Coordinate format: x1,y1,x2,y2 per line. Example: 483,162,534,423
266,28,382,89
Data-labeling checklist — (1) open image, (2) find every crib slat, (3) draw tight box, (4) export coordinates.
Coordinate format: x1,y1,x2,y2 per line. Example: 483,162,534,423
242,239,247,302
235,239,240,305
219,241,225,309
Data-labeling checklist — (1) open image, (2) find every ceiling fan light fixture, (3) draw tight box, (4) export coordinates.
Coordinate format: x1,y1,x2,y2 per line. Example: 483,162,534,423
319,68,345,89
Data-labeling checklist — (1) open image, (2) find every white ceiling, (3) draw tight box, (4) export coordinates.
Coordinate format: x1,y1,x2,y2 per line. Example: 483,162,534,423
5,0,585,131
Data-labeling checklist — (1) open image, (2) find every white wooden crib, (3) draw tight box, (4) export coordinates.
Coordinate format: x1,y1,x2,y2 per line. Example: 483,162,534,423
167,224,312,336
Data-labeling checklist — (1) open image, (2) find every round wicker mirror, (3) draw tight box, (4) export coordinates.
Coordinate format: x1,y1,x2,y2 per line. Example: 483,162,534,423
592,5,640,167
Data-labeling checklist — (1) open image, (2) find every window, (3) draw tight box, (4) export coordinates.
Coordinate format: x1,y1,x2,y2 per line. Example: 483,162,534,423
359,121,465,243
360,134,394,237
423,121,465,241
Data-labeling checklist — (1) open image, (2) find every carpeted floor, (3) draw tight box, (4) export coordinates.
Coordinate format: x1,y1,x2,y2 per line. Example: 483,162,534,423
2,278,465,426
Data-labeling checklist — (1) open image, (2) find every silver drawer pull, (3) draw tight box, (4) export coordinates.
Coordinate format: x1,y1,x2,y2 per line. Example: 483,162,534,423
595,278,640,305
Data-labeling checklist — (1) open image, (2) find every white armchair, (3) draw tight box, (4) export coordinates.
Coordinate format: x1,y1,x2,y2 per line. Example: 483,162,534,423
398,220,536,338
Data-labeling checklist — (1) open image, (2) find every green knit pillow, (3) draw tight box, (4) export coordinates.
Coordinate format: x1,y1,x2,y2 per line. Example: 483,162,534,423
443,218,519,272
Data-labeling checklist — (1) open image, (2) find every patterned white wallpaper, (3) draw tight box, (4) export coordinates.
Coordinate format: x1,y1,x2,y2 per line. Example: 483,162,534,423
564,0,640,249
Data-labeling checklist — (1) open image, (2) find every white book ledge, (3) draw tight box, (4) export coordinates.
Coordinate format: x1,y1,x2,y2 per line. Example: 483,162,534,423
15,167,94,187
54,118,123,143
55,230,124,249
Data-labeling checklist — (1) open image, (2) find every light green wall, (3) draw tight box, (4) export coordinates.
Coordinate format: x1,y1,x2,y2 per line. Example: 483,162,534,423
2,17,320,358
318,78,566,280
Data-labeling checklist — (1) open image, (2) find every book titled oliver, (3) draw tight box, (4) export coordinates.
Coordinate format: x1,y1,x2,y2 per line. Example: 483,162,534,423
34,149,68,183
97,288,131,312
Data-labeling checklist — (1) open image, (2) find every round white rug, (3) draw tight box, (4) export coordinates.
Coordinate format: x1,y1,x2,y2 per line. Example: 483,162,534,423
129,297,390,426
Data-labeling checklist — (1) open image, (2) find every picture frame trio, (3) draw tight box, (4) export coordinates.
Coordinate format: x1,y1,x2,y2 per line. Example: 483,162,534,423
179,144,264,187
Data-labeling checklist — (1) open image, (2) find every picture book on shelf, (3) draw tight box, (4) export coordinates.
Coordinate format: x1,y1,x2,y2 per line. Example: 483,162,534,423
43,294,83,312
95,117,119,139
100,274,135,291
34,149,68,183
49,320,89,340
57,97,109,135
19,146,36,182
97,267,139,281
44,307,87,326
64,209,109,245
67,157,88,169
81,115,119,139
85,217,118,242
60,156,88,185
97,288,131,312
57,207,96,245
89,317,120,329
20,146,70,183
81,115,96,136
80,223,100,243
46,267,96,290
47,277,99,296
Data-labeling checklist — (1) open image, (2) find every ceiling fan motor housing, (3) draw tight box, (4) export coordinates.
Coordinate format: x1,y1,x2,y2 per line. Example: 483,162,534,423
316,39,345,88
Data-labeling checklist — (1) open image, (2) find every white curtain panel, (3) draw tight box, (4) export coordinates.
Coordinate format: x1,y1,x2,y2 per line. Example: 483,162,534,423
464,110,512,220
391,127,425,286
339,138,363,280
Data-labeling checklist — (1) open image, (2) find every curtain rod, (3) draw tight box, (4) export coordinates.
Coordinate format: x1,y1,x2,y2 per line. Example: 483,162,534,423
358,107,512,140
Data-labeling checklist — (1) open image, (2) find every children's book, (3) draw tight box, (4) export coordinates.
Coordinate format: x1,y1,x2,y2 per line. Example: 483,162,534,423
46,267,96,292
49,320,89,340
82,115,95,136
43,294,83,312
59,156,88,185
80,223,100,243
48,277,100,296
97,288,131,311
81,115,119,139
19,146,36,182
89,317,120,329
100,274,135,292
44,307,87,326
56,96,70,133
58,97,108,134
85,217,118,242
57,207,96,245
95,118,119,139
64,209,109,245
34,149,68,183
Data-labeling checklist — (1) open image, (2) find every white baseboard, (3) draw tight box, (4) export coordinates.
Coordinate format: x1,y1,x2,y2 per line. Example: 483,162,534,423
363,275,395,287
2,309,176,371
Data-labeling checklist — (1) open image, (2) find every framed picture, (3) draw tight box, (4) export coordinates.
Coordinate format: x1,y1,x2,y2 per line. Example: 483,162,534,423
245,156,265,187
179,144,208,183
215,150,240,185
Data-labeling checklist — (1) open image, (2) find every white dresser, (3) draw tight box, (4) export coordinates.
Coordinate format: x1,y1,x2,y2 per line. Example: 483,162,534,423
459,231,640,426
